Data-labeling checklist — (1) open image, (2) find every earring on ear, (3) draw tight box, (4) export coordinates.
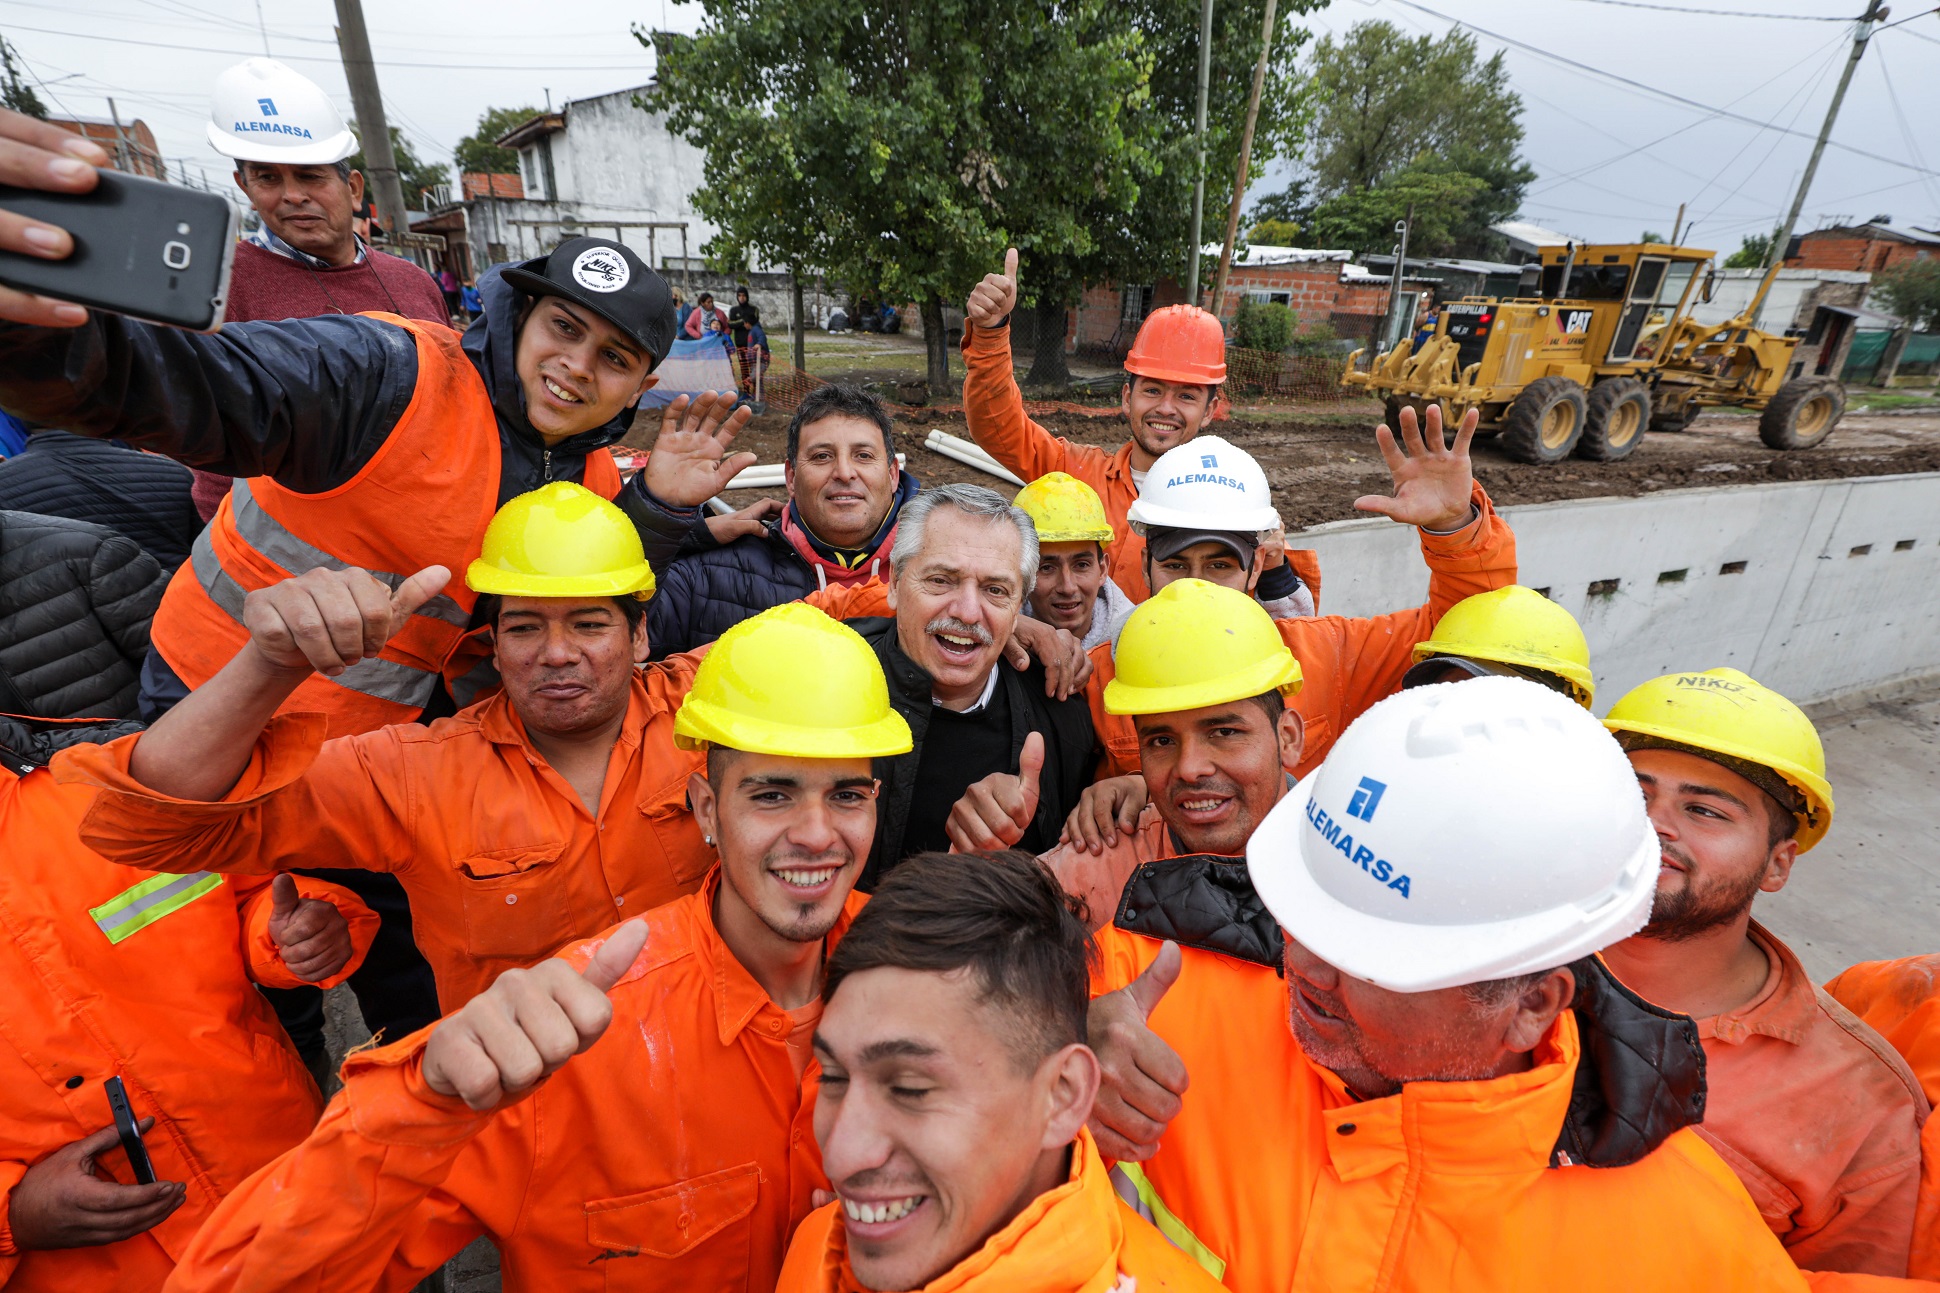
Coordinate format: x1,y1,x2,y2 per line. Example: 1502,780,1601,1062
704,834,714,846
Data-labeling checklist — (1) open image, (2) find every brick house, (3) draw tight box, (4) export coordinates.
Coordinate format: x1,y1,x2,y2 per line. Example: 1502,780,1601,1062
1785,222,1940,274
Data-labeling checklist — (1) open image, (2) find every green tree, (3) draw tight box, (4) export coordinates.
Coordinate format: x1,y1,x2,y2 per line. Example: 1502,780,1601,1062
1248,217,1303,244
1300,20,1532,258
1640,230,1666,244
1873,258,1940,331
346,126,451,211
1305,162,1488,257
0,39,44,119
453,105,539,175
645,3,1158,395
1724,232,1773,269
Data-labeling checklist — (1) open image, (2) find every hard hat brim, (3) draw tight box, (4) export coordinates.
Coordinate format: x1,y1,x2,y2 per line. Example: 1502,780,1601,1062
1248,771,1662,994
1601,716,1833,852
672,701,913,758
1123,359,1227,385
465,559,656,601
1034,527,1115,545
1410,641,1594,703
1104,653,1303,715
208,121,358,166
502,265,668,367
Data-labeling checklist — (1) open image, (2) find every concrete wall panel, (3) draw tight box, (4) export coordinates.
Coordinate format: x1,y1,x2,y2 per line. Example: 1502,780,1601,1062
1296,473,1940,710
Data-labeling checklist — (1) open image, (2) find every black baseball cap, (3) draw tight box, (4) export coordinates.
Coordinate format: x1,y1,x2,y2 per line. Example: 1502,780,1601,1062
502,237,677,370
1145,526,1259,567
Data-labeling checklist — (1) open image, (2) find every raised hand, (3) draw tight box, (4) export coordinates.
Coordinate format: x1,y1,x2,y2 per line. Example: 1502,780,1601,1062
0,107,109,327
1354,403,1479,533
267,874,355,983
1004,615,1091,700
1088,941,1187,1162
965,248,1019,330
241,565,451,678
946,732,1044,852
642,391,757,508
423,920,649,1111
1060,774,1148,855
7,1120,185,1249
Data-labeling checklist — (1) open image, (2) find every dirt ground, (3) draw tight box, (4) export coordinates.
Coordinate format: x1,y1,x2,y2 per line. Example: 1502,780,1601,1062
625,400,1940,530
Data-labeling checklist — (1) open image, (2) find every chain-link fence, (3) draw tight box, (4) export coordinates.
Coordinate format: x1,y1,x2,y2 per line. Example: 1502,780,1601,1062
1221,347,1354,402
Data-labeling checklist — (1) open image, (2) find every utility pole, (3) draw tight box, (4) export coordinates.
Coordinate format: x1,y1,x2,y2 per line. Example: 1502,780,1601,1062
1184,0,1214,308
1211,0,1278,320
333,0,410,249
1670,200,1686,246
1747,0,1887,320
104,97,132,174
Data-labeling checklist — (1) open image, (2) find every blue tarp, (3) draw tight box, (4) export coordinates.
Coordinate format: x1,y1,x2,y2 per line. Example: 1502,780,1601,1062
639,336,740,408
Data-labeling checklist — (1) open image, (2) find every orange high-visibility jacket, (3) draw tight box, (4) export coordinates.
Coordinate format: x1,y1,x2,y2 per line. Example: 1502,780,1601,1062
1086,481,1517,781
147,314,623,739
64,663,712,1014
0,754,375,1293
776,1128,1224,1293
1827,956,1940,1282
959,321,1322,606
1090,929,1821,1293
162,881,863,1293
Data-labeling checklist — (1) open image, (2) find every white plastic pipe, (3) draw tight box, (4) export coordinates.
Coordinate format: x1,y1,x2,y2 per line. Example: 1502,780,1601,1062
721,453,906,490
923,430,1025,487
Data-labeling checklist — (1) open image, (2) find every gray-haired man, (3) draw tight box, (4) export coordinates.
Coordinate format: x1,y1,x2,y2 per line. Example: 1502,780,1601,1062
846,483,1097,887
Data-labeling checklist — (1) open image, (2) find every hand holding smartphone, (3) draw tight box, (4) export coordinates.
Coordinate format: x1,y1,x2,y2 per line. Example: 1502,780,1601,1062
103,1075,157,1185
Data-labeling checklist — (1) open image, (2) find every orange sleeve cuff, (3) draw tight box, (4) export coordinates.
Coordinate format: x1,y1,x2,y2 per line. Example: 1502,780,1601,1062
1418,483,1514,565
339,1026,494,1150
0,1158,29,1260
239,875,382,991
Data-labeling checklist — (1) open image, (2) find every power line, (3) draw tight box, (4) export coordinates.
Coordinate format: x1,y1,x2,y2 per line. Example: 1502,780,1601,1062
1386,0,1940,178
0,20,654,72
1558,0,1855,18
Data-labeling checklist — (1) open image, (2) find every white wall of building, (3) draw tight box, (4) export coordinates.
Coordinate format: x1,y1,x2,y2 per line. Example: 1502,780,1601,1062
1298,473,1940,711
1686,267,1872,332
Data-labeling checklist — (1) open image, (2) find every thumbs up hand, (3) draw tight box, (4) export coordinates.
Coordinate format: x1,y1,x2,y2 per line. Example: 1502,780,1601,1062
965,247,1019,330
423,920,649,1111
945,731,1045,853
1088,941,1188,1163
267,873,356,984
242,564,452,679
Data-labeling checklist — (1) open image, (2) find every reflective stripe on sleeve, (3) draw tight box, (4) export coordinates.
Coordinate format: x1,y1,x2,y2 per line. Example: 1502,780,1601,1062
89,872,225,944
1108,1162,1227,1281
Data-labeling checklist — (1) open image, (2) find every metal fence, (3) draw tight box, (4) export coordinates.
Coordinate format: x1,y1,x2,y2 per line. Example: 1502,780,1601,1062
1843,329,1940,384
1221,348,1355,402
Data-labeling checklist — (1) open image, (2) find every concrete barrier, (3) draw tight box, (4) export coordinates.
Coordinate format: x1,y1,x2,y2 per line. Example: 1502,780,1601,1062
1298,472,1940,710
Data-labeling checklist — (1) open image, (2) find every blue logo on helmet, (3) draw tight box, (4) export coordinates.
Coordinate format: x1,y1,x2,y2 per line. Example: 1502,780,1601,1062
1346,776,1386,822
258,98,277,116
1200,453,1217,468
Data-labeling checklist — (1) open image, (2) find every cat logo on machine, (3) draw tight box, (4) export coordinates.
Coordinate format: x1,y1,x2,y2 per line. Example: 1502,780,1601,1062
1561,310,1593,335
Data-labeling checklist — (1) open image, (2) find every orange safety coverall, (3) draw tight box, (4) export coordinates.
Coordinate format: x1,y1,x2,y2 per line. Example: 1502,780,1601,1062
1686,923,1928,1276
959,322,1323,606
1086,481,1517,781
162,880,862,1293
1827,955,1940,1282
63,662,713,1013
1086,929,1823,1293
775,1128,1224,1293
0,755,375,1292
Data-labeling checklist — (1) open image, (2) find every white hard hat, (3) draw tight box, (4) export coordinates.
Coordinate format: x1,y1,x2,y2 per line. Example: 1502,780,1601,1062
208,58,357,166
1125,435,1280,534
1248,676,1659,994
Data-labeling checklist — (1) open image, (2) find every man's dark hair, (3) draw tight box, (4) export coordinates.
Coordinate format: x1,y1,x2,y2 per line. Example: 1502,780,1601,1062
825,850,1095,1072
237,159,354,184
784,382,896,464
475,593,646,633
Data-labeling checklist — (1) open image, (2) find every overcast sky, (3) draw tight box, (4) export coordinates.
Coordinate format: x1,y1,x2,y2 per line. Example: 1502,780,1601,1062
6,0,1937,255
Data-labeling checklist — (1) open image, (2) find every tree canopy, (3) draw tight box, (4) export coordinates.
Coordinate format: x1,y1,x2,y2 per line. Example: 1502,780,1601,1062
347,126,450,210
454,106,539,175
1723,233,1774,269
1873,258,1940,331
0,40,44,120
1251,19,1532,258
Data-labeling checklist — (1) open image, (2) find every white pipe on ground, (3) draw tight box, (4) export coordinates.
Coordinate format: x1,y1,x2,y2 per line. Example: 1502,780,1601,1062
722,453,907,490
922,431,1025,487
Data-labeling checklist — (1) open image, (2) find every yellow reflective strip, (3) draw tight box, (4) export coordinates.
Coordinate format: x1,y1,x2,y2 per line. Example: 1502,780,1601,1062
1112,1162,1227,1281
88,872,224,944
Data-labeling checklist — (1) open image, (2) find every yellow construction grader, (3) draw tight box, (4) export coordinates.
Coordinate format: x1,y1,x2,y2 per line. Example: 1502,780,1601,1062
1342,242,1847,463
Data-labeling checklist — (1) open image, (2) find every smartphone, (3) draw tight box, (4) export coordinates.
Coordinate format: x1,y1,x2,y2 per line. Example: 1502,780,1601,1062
0,169,236,331
102,1075,157,1185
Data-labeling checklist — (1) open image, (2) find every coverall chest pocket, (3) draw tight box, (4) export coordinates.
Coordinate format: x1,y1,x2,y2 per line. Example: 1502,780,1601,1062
455,843,574,962
584,1162,762,1291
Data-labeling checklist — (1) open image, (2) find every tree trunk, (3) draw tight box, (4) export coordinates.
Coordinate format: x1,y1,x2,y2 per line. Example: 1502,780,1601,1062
791,267,806,372
1024,300,1072,389
922,296,951,397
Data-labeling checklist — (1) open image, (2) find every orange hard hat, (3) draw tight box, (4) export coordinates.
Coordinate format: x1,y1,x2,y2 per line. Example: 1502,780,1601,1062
1124,304,1227,385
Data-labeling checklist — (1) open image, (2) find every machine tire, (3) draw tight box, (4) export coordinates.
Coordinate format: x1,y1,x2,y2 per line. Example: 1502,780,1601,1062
1758,379,1845,450
1576,378,1651,462
1500,376,1588,464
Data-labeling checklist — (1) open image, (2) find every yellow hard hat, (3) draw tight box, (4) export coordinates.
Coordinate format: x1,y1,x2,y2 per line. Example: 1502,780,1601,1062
1105,579,1302,715
1603,668,1833,852
674,603,913,758
467,481,656,600
1411,586,1595,706
1013,472,1114,546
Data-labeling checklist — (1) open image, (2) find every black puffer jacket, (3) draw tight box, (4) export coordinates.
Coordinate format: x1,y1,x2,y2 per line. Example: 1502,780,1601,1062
0,510,167,720
0,430,198,571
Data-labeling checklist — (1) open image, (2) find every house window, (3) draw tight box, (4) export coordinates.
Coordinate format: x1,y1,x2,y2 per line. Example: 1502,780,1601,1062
521,147,545,200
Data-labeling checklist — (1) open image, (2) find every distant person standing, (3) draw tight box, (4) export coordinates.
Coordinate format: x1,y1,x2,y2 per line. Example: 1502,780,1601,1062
729,285,761,385
192,57,447,525
684,290,727,339
437,266,462,320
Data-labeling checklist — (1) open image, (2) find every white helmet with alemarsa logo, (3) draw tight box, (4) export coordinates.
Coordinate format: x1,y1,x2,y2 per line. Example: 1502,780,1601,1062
1248,675,1660,993
208,58,357,167
1125,434,1280,536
